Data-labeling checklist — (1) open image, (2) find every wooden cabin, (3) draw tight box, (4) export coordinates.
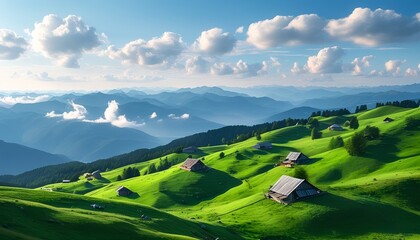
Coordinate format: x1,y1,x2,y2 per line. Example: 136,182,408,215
266,175,321,204
328,124,343,131
281,152,309,167
180,158,207,172
116,186,133,196
253,142,273,150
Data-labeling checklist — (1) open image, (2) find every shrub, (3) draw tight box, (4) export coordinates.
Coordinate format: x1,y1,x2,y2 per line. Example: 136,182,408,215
311,127,322,140
329,136,344,149
219,152,225,159
364,125,380,140
349,117,359,129
345,131,367,156
405,117,420,130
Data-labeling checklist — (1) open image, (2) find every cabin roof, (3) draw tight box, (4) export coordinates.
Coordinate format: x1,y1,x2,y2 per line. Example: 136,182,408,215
286,152,303,161
270,175,305,196
181,158,202,169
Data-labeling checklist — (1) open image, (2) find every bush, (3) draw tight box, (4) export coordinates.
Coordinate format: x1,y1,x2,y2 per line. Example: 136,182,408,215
308,118,319,129
345,131,367,156
364,125,380,140
311,127,322,140
294,167,308,179
349,117,359,129
219,152,225,159
405,117,420,130
329,136,344,149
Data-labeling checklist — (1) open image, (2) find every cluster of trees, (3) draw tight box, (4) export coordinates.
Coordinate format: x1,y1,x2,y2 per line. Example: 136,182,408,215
310,108,350,118
117,167,140,181
294,166,308,179
345,125,380,156
375,100,420,109
355,104,368,113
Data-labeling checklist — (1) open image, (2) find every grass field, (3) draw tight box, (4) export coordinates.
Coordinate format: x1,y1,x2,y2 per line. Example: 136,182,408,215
3,106,420,239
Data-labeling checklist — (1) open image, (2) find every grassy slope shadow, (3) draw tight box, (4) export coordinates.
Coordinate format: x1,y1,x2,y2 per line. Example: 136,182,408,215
304,193,420,238
156,168,242,207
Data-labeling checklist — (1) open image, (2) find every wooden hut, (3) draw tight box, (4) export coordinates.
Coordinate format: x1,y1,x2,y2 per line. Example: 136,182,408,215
383,117,394,123
328,124,343,131
253,142,273,150
92,170,102,179
180,158,207,172
116,186,133,196
281,152,309,167
267,175,321,204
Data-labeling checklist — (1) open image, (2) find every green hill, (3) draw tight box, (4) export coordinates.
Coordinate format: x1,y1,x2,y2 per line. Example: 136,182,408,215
7,106,420,239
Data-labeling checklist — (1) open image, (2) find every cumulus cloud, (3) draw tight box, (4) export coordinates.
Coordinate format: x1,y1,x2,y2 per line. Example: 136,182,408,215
210,60,270,77
88,100,144,128
385,59,405,75
31,14,104,68
168,113,190,120
46,101,87,120
290,62,305,74
0,95,50,106
351,55,373,75
107,32,184,66
185,56,209,74
306,46,344,74
247,14,326,49
150,112,157,119
211,62,234,75
193,28,236,55
405,67,418,77
326,8,420,46
0,29,28,60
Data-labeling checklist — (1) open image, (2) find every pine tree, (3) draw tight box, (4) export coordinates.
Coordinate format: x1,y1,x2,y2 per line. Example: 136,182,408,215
349,117,359,129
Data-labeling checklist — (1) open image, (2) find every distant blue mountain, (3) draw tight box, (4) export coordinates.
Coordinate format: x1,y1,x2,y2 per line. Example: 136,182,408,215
264,106,320,122
0,140,70,175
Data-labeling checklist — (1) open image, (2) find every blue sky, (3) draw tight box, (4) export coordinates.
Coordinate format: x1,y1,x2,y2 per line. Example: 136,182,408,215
0,0,419,91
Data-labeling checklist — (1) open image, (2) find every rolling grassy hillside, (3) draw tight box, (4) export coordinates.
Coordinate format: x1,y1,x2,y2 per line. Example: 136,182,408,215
0,187,240,240
9,106,420,239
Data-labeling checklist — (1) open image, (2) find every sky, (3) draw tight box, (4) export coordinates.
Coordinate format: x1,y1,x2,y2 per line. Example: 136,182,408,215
0,0,419,92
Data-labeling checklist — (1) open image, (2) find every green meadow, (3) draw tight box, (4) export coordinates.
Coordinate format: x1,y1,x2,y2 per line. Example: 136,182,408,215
2,106,420,239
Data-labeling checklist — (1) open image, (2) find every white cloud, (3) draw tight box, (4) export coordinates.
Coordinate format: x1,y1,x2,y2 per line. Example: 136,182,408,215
0,95,50,106
193,28,236,55
185,56,209,74
385,59,405,75
405,68,418,77
31,14,104,68
211,62,234,75
87,100,144,128
290,62,305,74
247,14,326,49
351,55,373,75
210,60,269,77
150,112,157,119
235,26,244,34
306,46,344,74
46,101,87,120
107,32,184,66
0,29,27,60
326,8,420,46
168,113,190,120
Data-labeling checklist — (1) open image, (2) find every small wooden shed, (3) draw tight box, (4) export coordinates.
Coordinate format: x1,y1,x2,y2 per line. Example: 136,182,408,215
116,186,133,196
328,124,343,131
92,170,102,179
281,152,309,167
253,142,273,150
267,175,321,204
180,158,207,172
